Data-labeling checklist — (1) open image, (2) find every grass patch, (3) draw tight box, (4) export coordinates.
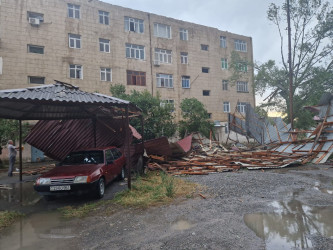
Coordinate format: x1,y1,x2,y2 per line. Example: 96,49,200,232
0,211,23,231
58,201,106,218
113,171,201,207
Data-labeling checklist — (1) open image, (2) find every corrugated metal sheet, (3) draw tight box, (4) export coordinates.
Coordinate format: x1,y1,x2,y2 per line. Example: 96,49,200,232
144,137,172,156
0,81,141,120
176,134,193,152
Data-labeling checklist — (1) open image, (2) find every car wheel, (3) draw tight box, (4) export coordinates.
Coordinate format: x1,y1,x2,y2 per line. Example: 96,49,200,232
118,166,126,181
96,178,105,199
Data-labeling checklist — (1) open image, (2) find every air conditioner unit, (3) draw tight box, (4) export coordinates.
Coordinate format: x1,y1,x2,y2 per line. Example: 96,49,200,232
29,18,40,25
153,60,160,66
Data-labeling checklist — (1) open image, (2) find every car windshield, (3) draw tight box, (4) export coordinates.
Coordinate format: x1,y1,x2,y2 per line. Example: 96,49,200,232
62,150,104,165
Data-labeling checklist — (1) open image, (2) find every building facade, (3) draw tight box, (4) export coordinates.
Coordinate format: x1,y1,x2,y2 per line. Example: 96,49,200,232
0,0,255,125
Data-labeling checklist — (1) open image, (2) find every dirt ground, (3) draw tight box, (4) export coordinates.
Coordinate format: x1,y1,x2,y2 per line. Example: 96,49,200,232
1,163,333,250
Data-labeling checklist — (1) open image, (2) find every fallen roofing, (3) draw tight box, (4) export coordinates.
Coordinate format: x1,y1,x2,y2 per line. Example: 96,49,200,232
0,81,141,120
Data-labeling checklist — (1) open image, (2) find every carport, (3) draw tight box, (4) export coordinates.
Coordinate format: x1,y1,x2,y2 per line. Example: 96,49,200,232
0,80,142,188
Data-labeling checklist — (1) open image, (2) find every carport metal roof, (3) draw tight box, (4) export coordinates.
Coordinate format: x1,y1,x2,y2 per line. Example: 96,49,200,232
0,81,141,187
0,81,141,120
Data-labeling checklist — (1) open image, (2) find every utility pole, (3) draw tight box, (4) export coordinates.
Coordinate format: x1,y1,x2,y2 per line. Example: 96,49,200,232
287,0,294,130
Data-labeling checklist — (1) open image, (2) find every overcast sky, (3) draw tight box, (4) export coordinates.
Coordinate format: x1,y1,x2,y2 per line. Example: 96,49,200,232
102,0,287,103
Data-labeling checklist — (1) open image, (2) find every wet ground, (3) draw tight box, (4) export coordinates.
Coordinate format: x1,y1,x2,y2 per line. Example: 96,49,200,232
0,163,333,249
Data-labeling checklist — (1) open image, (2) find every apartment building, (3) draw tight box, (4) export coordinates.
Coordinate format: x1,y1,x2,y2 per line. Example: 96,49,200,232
0,0,255,126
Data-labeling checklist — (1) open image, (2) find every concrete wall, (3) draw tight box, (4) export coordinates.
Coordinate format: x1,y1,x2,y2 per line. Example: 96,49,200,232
0,0,255,122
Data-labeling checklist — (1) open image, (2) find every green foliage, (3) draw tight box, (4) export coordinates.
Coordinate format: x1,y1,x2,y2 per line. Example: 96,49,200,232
58,202,102,218
161,171,174,197
0,119,30,146
229,51,253,85
179,98,213,138
255,0,333,129
110,84,176,139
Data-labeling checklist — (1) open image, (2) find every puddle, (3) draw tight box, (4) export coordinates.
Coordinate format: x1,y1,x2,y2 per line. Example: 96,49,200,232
244,200,333,249
171,219,194,231
0,182,41,207
314,181,333,195
0,211,78,249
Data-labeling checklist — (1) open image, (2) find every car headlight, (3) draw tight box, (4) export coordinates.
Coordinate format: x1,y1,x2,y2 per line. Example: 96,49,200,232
38,178,51,185
74,176,89,183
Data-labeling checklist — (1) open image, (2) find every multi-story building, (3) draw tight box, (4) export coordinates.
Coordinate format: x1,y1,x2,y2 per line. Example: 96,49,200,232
0,0,255,129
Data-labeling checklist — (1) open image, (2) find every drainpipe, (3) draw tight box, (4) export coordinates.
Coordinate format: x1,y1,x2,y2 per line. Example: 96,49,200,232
148,13,154,96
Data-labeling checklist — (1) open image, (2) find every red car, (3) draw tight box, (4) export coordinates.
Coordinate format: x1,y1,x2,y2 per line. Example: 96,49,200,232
34,146,126,200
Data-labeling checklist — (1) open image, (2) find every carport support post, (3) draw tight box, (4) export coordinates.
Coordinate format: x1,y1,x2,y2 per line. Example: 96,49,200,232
126,106,132,189
19,120,23,182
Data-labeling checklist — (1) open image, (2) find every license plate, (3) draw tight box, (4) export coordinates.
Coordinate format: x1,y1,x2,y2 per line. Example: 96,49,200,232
50,185,71,191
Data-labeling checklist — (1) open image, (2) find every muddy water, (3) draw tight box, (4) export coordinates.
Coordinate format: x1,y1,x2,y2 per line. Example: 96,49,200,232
0,212,78,250
244,200,333,249
0,182,41,208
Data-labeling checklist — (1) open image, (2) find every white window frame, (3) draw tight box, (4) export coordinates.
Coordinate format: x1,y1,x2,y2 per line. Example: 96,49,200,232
68,34,81,49
124,16,144,33
238,62,248,72
99,10,109,25
234,39,247,52
68,3,80,19
237,102,247,113
100,67,111,82
179,28,188,41
99,38,110,53
222,80,228,90
220,36,227,48
125,43,145,60
154,23,171,39
221,58,228,69
69,64,82,79
156,74,173,88
181,76,190,88
237,81,248,92
160,99,175,111
223,102,230,113
155,48,172,64
180,52,188,64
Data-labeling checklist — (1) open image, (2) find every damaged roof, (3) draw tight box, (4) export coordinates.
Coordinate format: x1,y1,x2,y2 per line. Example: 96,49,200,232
0,81,141,120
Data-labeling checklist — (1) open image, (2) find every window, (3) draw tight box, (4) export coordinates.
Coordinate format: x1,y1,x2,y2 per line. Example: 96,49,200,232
127,70,146,86
155,48,172,64
27,12,44,22
220,36,227,48
201,44,209,51
222,80,228,90
154,23,171,39
203,90,210,96
125,43,145,60
70,64,82,79
237,102,248,113
156,74,173,88
99,11,109,25
69,34,81,49
179,28,188,40
221,58,228,69
237,81,248,92
207,113,212,119
180,52,188,64
68,3,80,19
182,76,190,88
234,39,247,52
99,38,110,53
160,99,175,111
28,45,44,54
28,76,45,84
124,17,144,33
100,68,111,82
223,102,230,113
237,62,248,72
202,67,209,73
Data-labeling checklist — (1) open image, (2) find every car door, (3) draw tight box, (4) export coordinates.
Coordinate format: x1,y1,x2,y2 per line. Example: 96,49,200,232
111,148,123,176
104,149,115,182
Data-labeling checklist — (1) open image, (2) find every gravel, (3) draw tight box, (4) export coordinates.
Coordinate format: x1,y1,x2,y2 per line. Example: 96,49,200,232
76,164,333,250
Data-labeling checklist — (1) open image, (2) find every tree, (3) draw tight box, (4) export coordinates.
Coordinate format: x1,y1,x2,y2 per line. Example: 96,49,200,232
255,0,333,129
110,84,176,140
0,119,30,146
179,98,213,138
